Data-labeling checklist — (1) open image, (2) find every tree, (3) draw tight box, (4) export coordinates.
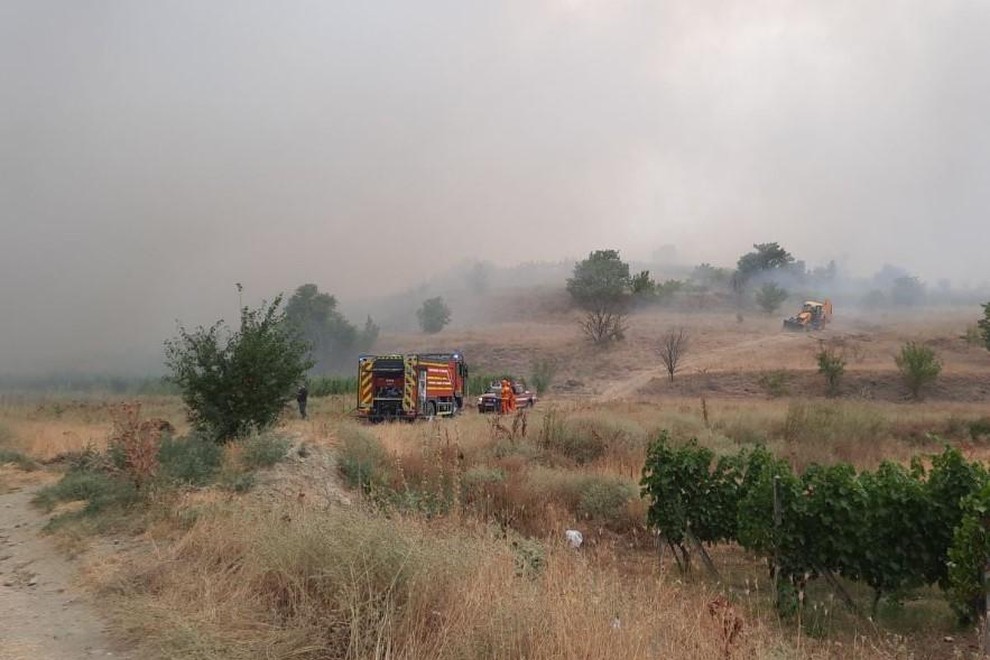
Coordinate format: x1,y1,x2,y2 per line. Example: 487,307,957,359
566,249,631,309
580,308,627,344
164,295,313,442
755,283,788,315
979,303,990,351
631,270,656,297
568,250,631,344
417,296,451,333
891,276,926,307
658,328,690,382
284,283,367,373
736,242,794,283
895,342,941,399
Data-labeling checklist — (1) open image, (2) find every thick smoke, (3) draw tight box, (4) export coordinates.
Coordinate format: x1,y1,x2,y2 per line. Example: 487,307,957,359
1,1,988,377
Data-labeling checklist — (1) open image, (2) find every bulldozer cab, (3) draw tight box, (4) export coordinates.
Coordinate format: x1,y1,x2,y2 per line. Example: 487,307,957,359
784,299,832,331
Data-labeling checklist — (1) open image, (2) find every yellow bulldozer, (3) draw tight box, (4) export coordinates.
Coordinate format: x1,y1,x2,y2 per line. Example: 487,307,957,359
783,299,832,331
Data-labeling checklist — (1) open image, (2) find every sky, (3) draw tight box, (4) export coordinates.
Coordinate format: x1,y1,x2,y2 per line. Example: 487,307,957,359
2,1,989,375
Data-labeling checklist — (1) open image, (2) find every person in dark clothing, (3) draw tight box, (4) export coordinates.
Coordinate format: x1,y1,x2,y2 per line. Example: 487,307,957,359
296,384,309,419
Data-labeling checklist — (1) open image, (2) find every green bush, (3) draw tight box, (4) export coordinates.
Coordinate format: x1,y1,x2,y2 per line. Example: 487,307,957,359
977,302,990,351
970,418,990,440
576,476,637,520
337,426,392,493
164,295,313,442
33,471,140,515
538,416,609,465
157,434,223,486
948,482,990,623
757,371,789,398
0,449,38,471
895,342,942,399
241,433,290,469
816,343,846,397
755,282,788,314
529,359,557,395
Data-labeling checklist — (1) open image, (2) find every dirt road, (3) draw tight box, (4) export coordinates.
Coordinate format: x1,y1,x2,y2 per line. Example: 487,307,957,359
0,481,126,660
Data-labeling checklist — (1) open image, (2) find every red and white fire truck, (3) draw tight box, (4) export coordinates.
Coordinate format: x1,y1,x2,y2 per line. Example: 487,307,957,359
357,352,468,421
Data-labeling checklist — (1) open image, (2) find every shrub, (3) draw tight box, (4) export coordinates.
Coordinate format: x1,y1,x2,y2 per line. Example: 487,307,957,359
895,342,941,399
757,371,789,398
157,434,223,486
816,342,846,397
538,417,609,465
33,471,140,515
970,418,990,440
948,482,990,623
979,302,990,352
755,282,788,314
0,449,38,471
576,476,637,521
164,295,313,442
241,433,290,469
337,426,392,493
529,359,556,395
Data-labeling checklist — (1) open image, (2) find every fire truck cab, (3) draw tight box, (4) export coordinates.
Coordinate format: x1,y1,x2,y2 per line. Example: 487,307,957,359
357,352,467,422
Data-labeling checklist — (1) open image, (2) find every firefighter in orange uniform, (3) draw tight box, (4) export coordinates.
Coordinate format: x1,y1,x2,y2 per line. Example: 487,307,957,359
500,378,514,414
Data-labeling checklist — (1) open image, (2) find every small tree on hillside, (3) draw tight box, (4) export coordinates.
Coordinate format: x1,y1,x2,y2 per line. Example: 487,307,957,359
978,302,990,352
658,328,690,382
417,296,451,333
568,250,631,345
895,342,942,399
755,283,788,315
164,295,313,442
816,341,846,397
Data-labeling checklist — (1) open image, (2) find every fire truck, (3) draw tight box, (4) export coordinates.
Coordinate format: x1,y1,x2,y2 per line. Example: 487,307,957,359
357,352,468,421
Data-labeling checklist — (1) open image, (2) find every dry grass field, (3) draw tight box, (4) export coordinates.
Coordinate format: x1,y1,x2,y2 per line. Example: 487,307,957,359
1,303,989,658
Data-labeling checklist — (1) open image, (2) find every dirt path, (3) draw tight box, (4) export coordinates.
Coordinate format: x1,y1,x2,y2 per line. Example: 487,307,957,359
0,481,127,660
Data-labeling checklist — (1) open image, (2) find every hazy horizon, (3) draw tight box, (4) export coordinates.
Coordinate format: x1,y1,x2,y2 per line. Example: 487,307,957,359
3,1,989,376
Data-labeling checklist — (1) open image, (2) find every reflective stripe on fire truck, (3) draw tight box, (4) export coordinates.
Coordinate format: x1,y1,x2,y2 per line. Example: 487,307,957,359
402,355,417,413
358,358,374,409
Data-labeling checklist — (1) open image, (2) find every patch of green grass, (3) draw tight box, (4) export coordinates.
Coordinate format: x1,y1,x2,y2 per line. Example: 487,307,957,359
0,448,38,471
241,433,290,469
33,470,140,515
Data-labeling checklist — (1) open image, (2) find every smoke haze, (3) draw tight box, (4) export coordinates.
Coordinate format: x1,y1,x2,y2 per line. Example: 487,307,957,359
2,1,989,375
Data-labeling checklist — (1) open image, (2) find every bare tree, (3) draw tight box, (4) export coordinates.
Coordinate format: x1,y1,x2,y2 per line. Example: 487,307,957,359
658,327,690,382
580,306,627,345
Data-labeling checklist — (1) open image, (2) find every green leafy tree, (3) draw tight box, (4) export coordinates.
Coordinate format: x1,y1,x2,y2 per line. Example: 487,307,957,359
417,296,451,333
978,302,990,351
566,249,631,309
895,342,942,399
755,283,788,314
164,295,313,442
736,242,795,283
284,284,374,373
568,250,631,344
